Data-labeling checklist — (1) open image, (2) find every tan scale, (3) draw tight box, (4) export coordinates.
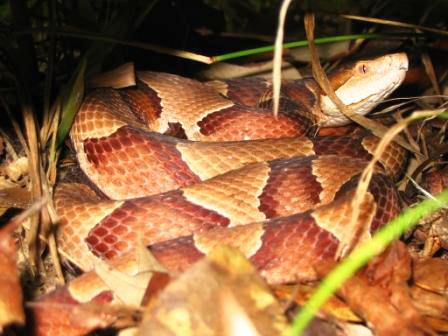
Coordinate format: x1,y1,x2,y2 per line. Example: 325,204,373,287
194,224,265,258
138,72,234,139
176,137,315,180
72,90,147,142
55,183,124,270
361,135,406,179
182,163,270,226
311,155,371,205
71,91,152,196
204,80,229,96
71,103,126,142
71,102,126,183
311,190,376,258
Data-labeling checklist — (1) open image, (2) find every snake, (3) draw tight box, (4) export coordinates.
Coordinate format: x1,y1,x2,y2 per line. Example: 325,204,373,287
34,53,410,331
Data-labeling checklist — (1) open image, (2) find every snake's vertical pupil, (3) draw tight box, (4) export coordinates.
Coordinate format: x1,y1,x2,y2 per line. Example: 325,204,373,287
358,64,368,74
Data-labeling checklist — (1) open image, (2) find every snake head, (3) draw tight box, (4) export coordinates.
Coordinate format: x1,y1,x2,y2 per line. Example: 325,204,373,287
319,53,409,126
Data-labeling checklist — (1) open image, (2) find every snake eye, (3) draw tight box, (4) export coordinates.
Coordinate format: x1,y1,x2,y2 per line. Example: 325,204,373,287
358,64,368,75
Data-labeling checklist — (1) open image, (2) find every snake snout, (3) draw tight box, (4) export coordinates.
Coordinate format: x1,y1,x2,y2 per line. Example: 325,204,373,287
388,52,409,72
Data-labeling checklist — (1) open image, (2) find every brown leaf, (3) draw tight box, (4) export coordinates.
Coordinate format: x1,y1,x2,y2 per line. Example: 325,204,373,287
410,286,448,327
413,257,448,295
30,294,140,336
337,241,435,336
423,316,448,333
138,245,287,336
0,186,32,209
93,243,168,306
0,221,25,331
273,284,361,322
31,247,169,335
140,272,171,306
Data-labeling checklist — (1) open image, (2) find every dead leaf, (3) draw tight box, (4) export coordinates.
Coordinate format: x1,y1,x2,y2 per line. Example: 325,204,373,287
140,272,171,306
0,221,25,331
138,245,288,336
422,316,448,333
336,321,373,336
300,316,343,336
119,327,139,336
410,286,448,328
31,246,170,335
0,186,32,209
273,284,361,322
413,258,448,295
30,292,139,336
94,242,168,306
337,242,434,336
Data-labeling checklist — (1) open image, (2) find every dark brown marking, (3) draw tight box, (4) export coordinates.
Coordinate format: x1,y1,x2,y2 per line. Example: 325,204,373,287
82,126,201,197
312,136,373,160
141,272,171,305
224,77,270,107
146,213,340,283
258,79,317,115
85,190,230,260
250,214,339,282
150,236,205,272
326,63,355,92
120,80,162,126
281,79,318,109
333,173,401,233
197,105,310,140
259,157,322,217
365,174,401,232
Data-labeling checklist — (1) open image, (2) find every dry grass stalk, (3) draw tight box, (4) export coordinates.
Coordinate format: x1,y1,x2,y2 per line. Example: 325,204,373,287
271,0,293,118
20,101,42,273
340,14,448,36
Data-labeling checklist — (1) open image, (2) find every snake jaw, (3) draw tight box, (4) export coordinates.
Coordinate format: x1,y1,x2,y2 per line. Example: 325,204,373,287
319,52,409,126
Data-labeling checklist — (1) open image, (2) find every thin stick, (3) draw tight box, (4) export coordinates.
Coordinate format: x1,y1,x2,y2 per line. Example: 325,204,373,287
341,14,448,36
272,0,293,117
11,28,213,64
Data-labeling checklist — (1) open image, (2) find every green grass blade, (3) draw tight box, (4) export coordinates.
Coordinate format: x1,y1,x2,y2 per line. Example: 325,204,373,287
288,188,448,335
56,57,87,147
213,33,416,62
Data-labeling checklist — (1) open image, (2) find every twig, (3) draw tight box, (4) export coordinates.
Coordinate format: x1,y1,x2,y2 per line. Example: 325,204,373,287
272,0,293,117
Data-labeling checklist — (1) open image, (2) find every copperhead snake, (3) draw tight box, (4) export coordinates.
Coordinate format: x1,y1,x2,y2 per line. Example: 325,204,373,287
37,53,410,327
